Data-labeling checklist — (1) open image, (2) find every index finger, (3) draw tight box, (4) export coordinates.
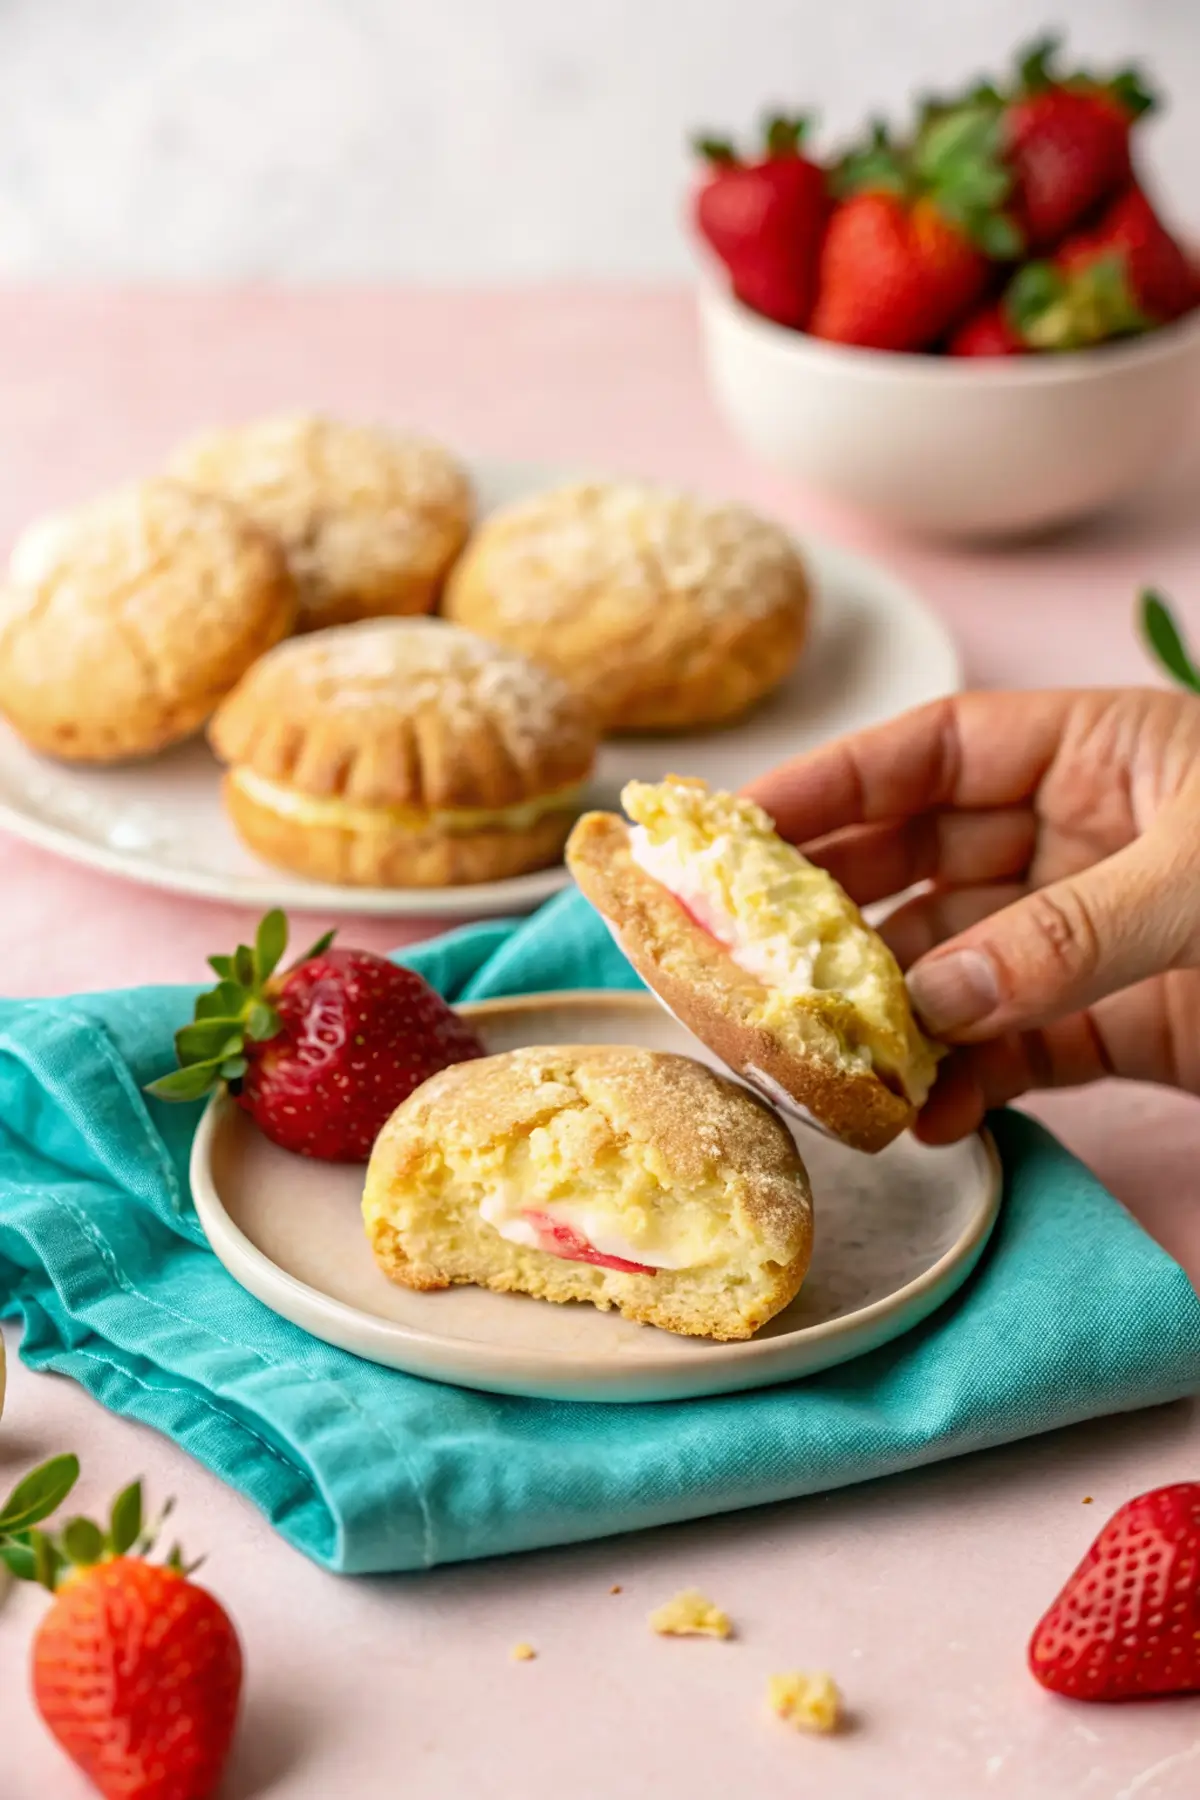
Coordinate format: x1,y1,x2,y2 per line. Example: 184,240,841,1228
742,690,1083,843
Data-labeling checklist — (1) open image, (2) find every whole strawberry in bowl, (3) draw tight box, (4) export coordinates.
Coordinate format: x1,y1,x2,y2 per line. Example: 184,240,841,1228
149,909,485,1161
692,114,830,330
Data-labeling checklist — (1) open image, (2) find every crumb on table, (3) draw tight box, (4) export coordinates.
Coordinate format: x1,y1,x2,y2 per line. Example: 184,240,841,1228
649,1588,732,1639
609,1584,623,1595
511,1642,537,1662
768,1671,843,1734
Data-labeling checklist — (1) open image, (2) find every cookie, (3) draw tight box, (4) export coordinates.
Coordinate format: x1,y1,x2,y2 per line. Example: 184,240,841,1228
567,777,943,1152
208,617,597,888
0,478,295,762
362,1044,814,1341
171,413,472,631
442,481,809,732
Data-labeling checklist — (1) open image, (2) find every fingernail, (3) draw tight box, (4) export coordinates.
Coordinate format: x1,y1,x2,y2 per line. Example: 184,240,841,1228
907,948,999,1035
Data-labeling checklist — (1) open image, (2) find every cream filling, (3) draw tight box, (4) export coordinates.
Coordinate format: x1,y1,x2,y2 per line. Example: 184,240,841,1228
630,826,827,1001
232,767,585,836
477,1186,698,1271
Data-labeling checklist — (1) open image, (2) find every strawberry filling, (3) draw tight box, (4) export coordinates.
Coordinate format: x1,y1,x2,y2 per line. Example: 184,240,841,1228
521,1209,658,1276
675,892,733,949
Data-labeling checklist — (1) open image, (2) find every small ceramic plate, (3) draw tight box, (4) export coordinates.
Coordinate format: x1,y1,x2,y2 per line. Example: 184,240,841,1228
0,458,960,920
191,992,1001,1403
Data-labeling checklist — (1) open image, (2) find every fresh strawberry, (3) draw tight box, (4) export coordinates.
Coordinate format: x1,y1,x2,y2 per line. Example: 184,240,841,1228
147,908,484,1160
812,115,1019,352
1000,34,1155,250
1007,184,1194,351
948,301,1025,356
0,1457,242,1800
692,114,830,329
1029,1482,1200,1701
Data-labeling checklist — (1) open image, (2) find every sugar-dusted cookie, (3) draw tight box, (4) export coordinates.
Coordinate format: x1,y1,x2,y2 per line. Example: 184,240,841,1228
171,413,472,631
0,478,295,762
209,617,597,888
442,482,809,732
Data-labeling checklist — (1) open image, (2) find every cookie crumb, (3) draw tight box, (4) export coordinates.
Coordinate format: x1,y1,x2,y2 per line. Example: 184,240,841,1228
768,1671,843,1734
511,1642,537,1662
649,1589,732,1639
609,1584,623,1595
1082,1496,1094,1504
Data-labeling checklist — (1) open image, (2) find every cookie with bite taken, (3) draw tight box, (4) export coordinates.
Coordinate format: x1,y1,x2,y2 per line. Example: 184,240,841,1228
362,1043,814,1341
567,777,943,1152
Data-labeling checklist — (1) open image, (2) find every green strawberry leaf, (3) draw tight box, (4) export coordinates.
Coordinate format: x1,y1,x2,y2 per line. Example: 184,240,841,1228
233,945,255,986
762,112,811,157
220,1056,248,1081
1140,590,1200,693
62,1517,105,1566
693,134,737,165
174,1021,243,1065
0,1539,38,1581
255,909,288,982
109,1481,143,1556
0,1453,80,1534
296,927,337,965
31,1528,63,1593
1105,66,1157,119
1016,32,1061,94
195,982,246,1022
245,1000,281,1043
145,1058,226,1102
207,954,236,980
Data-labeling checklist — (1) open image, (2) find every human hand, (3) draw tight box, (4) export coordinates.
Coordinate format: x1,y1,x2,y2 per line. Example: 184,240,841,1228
743,689,1200,1143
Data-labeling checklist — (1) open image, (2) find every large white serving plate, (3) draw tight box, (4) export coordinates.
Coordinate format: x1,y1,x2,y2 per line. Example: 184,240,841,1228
0,458,960,919
191,992,1000,1404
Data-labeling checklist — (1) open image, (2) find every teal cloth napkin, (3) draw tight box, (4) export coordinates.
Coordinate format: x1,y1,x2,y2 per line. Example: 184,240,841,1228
2,889,1199,1575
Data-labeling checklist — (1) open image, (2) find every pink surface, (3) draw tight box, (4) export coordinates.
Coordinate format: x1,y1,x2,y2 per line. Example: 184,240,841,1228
2,287,1200,1797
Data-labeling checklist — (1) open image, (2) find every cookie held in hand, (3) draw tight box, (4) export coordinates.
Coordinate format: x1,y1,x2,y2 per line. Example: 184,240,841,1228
567,777,942,1152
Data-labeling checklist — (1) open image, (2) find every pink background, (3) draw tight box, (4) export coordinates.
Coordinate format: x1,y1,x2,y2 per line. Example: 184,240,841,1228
2,288,1200,1797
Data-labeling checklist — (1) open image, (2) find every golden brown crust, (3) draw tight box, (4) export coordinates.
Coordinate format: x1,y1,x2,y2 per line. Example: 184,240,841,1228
442,483,809,733
363,1045,814,1340
0,478,295,762
567,813,915,1153
170,413,472,631
208,618,597,811
222,772,577,888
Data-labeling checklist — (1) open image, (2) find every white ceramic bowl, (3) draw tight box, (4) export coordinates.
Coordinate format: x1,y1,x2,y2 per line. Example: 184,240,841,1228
698,279,1200,539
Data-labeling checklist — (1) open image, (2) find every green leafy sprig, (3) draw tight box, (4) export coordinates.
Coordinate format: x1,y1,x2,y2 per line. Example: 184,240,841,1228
1139,590,1200,693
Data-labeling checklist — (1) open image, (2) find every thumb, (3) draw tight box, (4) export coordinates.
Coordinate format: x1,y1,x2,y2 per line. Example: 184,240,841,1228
905,820,1200,1041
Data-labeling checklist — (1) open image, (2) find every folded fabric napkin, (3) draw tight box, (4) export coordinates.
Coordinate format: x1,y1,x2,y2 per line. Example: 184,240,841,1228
2,890,1199,1575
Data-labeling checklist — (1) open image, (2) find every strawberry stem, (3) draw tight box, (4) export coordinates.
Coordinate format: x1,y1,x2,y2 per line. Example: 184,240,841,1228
0,1460,190,1591
146,910,338,1105
693,134,738,165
